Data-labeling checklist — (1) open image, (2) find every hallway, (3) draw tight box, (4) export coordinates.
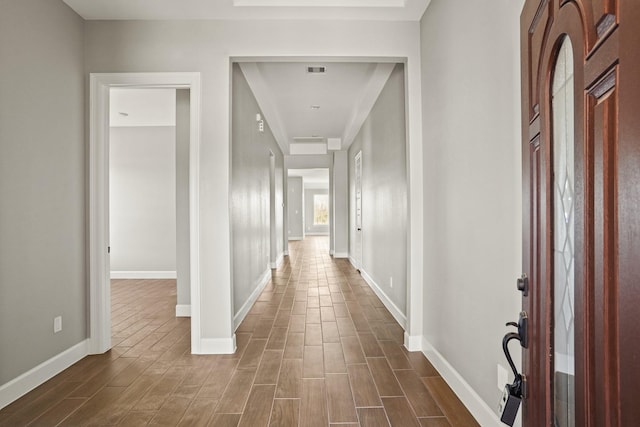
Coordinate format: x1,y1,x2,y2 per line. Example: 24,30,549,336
0,237,477,426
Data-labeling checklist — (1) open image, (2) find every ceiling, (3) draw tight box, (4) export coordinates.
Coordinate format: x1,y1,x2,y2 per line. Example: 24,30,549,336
240,61,396,154
62,0,431,21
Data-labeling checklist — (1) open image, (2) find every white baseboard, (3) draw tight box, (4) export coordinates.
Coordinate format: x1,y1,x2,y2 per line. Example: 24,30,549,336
110,271,177,279
305,232,329,236
233,267,271,330
330,249,334,255
333,252,349,259
421,338,500,426
404,332,422,351
270,252,284,269
288,236,303,241
175,304,191,317
0,340,88,410
284,250,289,256
197,336,237,354
359,269,406,329
348,256,359,269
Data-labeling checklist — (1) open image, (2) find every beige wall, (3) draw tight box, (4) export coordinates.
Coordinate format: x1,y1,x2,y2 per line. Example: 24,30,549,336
420,0,524,422
0,0,85,384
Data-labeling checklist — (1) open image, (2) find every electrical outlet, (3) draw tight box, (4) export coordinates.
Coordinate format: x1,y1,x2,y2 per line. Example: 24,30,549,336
390,277,393,288
497,363,509,390
53,316,62,333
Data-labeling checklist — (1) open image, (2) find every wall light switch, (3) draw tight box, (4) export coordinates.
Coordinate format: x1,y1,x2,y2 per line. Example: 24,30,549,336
54,316,62,333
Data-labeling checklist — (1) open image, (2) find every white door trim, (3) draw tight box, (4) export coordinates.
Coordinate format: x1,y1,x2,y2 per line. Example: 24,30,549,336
89,72,202,354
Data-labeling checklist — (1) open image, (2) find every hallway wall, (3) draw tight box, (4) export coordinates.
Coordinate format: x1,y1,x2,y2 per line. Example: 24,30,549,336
84,18,423,342
349,63,408,321
287,177,304,240
109,126,177,275
0,0,85,387
420,0,524,422
231,64,284,321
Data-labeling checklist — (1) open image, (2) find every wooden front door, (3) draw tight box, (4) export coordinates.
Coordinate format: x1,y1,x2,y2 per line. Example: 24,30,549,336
520,0,640,425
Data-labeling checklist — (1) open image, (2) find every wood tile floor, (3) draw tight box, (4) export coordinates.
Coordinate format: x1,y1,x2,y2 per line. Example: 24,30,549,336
0,237,479,426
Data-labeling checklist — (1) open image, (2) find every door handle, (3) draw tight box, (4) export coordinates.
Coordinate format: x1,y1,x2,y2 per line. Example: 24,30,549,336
499,312,528,426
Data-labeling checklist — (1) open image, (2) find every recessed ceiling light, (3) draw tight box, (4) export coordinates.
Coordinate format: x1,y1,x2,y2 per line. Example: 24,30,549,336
310,105,320,110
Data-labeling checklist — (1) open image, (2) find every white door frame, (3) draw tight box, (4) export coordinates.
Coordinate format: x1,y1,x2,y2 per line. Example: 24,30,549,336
88,72,202,354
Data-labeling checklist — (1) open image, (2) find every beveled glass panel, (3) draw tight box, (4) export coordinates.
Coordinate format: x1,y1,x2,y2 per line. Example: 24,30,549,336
552,37,575,427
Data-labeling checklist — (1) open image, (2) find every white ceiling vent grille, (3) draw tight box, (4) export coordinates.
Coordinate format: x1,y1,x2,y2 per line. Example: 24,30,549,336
307,66,326,74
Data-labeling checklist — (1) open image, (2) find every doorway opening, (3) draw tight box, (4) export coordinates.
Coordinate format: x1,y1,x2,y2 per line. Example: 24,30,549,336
89,72,202,355
287,168,330,242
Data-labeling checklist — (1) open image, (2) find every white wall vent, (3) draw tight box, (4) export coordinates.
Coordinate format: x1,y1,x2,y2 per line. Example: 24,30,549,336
307,66,326,74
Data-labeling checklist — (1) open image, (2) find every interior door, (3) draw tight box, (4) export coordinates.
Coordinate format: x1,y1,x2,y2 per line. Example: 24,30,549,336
354,150,363,269
520,0,640,425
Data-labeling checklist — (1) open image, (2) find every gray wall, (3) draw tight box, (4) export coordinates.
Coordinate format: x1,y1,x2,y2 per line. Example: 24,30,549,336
287,177,304,240
109,126,176,273
348,63,407,315
231,64,284,315
176,90,191,306
304,188,329,235
0,0,85,384
420,0,524,415
332,151,349,256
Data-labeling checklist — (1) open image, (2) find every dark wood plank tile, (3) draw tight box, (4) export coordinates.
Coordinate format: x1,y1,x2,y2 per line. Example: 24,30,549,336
367,358,403,397
320,306,336,322
394,370,442,417
237,339,267,370
303,346,324,378
404,351,440,377
118,411,157,425
215,369,256,413
177,398,217,427
359,333,384,357
148,396,191,425
422,377,479,427
255,350,283,385
300,379,328,427
283,332,304,359
269,399,299,427
266,328,288,350
418,417,452,426
325,374,358,423
289,315,306,333
324,342,347,374
378,341,412,370
347,364,382,407
342,336,366,364
358,407,391,427
27,398,87,427
276,359,302,398
322,322,340,343
207,413,241,427
237,385,276,427
381,397,421,427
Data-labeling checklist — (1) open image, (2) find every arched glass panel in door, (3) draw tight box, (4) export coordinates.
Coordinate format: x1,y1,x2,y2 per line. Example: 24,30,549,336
552,36,575,427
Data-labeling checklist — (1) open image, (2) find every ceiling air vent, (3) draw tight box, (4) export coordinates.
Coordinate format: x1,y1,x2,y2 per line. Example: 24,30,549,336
307,66,326,74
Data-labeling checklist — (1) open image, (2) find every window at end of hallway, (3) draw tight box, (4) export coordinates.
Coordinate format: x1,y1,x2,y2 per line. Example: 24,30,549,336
313,194,328,225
